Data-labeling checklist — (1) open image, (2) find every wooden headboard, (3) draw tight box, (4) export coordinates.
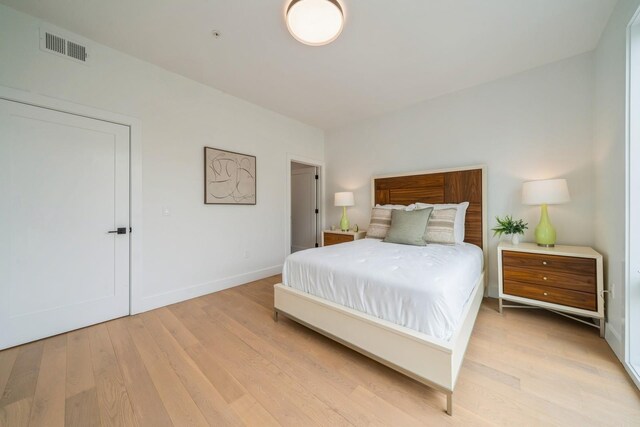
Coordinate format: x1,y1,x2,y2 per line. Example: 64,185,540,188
372,166,486,250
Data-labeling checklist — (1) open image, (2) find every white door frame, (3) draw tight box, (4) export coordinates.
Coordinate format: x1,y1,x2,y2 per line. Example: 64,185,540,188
285,154,324,258
0,85,144,315
625,9,640,389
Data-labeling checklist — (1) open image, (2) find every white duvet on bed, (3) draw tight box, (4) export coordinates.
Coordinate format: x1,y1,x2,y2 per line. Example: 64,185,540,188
282,238,483,340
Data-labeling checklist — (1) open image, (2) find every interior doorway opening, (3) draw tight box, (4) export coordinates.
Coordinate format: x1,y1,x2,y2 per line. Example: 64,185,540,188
290,161,320,253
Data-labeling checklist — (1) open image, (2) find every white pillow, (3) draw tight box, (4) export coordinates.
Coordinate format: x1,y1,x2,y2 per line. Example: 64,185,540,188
415,202,469,243
375,204,417,211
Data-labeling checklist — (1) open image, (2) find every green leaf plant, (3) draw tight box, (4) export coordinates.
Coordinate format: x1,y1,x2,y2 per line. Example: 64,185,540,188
492,215,528,237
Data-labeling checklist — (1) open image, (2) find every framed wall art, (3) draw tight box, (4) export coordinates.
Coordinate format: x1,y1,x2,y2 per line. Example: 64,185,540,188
204,147,256,205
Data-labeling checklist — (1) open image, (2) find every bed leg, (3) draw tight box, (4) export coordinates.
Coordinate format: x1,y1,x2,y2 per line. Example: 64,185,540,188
498,298,503,314
273,309,279,322
599,318,605,338
446,392,453,416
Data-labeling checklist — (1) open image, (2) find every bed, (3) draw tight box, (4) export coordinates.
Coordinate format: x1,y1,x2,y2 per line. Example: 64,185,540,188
274,165,487,415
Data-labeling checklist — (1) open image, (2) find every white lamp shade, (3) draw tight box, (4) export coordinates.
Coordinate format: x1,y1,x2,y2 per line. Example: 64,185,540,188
286,0,344,46
522,179,571,205
334,191,354,207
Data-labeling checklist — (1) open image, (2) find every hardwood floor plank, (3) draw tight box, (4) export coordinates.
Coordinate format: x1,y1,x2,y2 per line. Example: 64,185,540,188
88,323,137,427
0,348,19,400
28,335,66,427
229,394,280,427
175,311,321,426
158,307,246,405
1,275,639,426
153,307,199,349
125,316,209,427
65,329,95,399
174,302,351,426
107,319,173,427
349,385,422,427
64,388,100,427
0,397,33,427
203,296,377,426
0,340,44,408
467,330,640,414
208,285,475,424
139,310,245,426
150,309,272,426
459,361,604,427
336,355,460,424
65,328,101,426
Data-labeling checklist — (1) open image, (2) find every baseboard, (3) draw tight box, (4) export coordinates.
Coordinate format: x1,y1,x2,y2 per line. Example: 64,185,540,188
605,323,624,361
625,362,640,390
132,264,283,314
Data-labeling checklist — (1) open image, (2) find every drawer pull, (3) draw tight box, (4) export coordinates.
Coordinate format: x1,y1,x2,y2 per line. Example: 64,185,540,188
542,261,548,265
543,292,548,296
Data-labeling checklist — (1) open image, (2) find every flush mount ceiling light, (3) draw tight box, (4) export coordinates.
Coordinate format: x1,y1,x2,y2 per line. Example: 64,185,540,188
286,0,344,46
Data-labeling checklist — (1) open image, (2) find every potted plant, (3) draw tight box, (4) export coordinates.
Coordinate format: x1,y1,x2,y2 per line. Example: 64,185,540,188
492,215,528,245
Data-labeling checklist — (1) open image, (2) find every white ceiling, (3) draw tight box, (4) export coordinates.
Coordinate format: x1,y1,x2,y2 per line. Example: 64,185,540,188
1,0,617,130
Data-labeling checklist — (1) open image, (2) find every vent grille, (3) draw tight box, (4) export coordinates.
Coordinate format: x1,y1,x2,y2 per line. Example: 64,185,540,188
45,32,65,55
66,41,87,62
40,28,90,64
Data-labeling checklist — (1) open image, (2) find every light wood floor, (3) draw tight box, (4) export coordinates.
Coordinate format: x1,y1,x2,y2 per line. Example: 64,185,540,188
1,275,639,426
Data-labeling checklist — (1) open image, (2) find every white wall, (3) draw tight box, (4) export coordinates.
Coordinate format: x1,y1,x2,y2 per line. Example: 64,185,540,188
594,0,640,359
325,53,595,296
0,5,324,312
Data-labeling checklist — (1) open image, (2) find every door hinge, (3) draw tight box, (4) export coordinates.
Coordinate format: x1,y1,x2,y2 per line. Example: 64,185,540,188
315,243,319,248
315,209,319,214
129,227,133,233
315,174,319,180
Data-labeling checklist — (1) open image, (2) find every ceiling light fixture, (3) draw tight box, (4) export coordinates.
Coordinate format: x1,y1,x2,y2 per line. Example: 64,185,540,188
286,0,344,46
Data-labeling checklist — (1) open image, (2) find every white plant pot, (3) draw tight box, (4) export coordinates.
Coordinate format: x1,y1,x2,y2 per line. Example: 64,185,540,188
511,234,520,245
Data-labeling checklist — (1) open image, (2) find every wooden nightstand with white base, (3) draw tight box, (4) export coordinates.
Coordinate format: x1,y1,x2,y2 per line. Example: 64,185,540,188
322,230,366,246
497,242,605,337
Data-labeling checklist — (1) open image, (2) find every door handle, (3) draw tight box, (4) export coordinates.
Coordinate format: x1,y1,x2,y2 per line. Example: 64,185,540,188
107,227,127,235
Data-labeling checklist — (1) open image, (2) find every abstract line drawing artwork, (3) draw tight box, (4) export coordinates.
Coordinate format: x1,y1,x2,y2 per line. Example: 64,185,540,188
204,147,256,205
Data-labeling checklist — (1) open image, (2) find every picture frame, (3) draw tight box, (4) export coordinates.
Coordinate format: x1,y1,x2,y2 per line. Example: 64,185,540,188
204,147,256,205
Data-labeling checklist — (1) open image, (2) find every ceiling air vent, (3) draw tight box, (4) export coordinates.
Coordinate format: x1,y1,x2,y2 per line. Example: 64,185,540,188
40,27,90,64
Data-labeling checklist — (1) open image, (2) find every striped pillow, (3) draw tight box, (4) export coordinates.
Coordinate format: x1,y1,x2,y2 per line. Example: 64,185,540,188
424,208,457,244
366,207,392,239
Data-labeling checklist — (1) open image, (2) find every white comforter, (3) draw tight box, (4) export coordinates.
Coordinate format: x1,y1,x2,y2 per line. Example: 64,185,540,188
282,238,483,340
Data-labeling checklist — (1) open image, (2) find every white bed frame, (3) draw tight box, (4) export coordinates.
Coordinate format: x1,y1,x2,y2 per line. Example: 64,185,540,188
274,165,487,415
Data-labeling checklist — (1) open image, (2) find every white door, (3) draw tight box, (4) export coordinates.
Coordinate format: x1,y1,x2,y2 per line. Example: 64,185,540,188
291,166,318,252
0,99,130,350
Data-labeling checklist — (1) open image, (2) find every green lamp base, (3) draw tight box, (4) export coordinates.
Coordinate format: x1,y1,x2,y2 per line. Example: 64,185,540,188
535,204,556,247
340,206,350,232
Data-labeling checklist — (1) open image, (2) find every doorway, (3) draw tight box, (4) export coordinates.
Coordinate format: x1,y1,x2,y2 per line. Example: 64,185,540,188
0,99,131,349
290,161,319,253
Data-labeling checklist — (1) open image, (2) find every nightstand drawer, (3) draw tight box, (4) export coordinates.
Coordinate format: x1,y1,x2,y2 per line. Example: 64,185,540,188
502,266,595,293
502,251,595,276
503,280,596,311
323,233,353,246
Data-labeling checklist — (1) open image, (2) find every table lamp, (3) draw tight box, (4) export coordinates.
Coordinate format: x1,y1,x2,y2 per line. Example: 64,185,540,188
522,178,571,247
334,192,354,231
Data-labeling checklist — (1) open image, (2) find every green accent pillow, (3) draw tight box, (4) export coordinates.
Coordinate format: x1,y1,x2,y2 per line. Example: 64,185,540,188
383,208,433,246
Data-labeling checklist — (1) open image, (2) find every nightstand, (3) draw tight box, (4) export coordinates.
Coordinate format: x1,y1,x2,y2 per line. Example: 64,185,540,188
323,230,367,246
497,242,605,337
